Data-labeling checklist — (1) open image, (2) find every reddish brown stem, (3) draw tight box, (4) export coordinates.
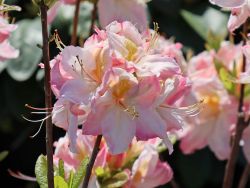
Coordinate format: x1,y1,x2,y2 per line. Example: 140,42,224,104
222,22,248,188
71,0,81,45
82,135,102,188
89,0,98,36
238,164,250,188
40,1,54,188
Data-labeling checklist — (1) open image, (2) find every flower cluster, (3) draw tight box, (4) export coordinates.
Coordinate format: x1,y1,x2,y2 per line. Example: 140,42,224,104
53,131,173,188
176,39,250,163
179,44,238,160
50,21,193,155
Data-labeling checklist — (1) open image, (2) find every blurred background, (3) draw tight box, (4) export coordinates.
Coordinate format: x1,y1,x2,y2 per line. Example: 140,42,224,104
0,0,248,187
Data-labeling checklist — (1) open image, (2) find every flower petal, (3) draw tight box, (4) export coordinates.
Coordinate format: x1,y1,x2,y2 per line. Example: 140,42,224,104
209,0,246,8
101,106,136,154
136,107,173,154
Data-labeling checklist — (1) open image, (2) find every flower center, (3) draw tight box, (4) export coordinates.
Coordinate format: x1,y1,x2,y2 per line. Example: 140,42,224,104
112,79,131,99
124,39,138,61
203,95,220,116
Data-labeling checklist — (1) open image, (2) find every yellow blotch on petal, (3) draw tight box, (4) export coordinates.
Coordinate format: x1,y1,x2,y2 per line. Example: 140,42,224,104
112,79,131,99
203,95,220,116
124,39,138,61
133,160,149,184
91,48,105,82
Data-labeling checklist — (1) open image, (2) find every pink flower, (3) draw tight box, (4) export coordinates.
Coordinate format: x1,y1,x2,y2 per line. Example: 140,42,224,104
53,131,107,188
180,51,238,160
97,0,149,31
215,41,242,70
210,0,250,32
154,35,187,73
53,130,107,173
54,134,173,187
233,44,250,83
126,145,173,188
0,16,17,43
83,69,189,154
0,15,19,62
0,40,19,62
228,6,250,32
47,0,76,24
51,44,111,152
98,138,173,188
51,21,191,155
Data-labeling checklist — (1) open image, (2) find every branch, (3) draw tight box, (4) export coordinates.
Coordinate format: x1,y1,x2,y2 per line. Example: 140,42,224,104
40,1,54,188
238,164,250,188
88,0,98,36
71,0,81,45
222,22,248,188
82,135,102,188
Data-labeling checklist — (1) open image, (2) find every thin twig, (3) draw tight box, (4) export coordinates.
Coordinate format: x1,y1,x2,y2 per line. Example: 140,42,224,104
82,135,102,188
238,164,250,188
222,22,248,188
88,0,98,36
40,1,54,188
71,0,81,45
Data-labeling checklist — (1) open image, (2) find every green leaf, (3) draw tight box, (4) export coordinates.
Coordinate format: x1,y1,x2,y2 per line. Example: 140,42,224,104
67,170,74,188
244,85,250,97
0,62,7,74
54,176,68,188
181,7,228,41
95,167,105,177
219,68,235,94
71,157,89,188
6,18,43,81
35,155,48,188
101,171,129,188
58,159,65,179
0,150,9,162
205,31,224,51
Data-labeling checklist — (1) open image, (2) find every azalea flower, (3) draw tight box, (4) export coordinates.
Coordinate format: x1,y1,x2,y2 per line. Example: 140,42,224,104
54,133,173,188
82,21,190,154
51,43,111,152
124,144,173,188
0,40,19,62
51,21,193,155
47,0,76,24
54,130,107,170
179,51,238,160
53,130,107,187
153,35,187,74
210,0,250,32
232,44,250,83
0,14,19,62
